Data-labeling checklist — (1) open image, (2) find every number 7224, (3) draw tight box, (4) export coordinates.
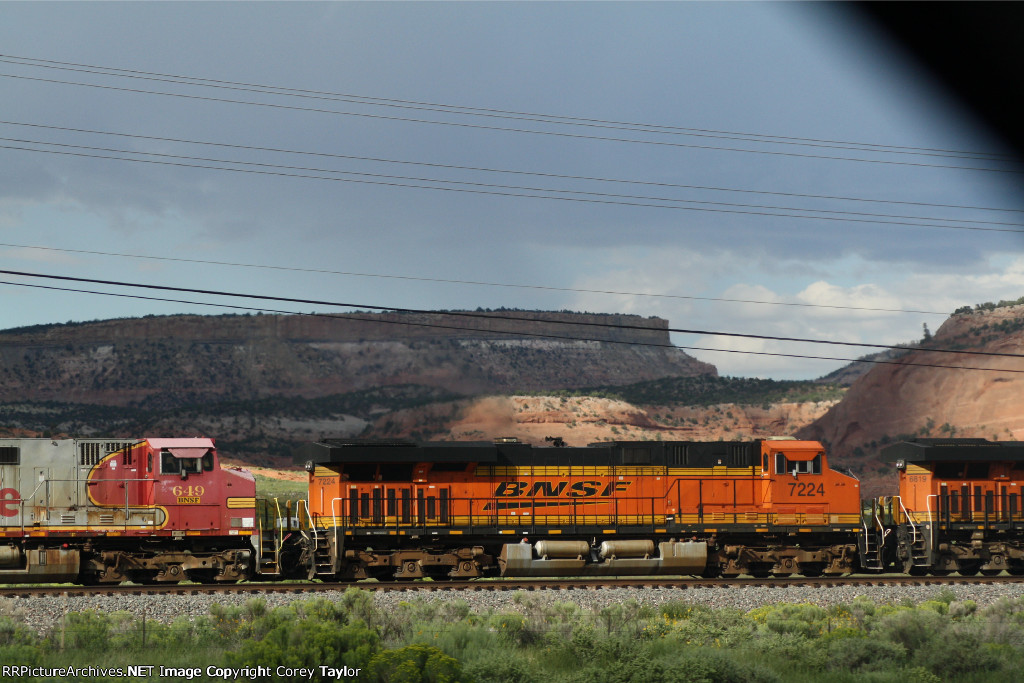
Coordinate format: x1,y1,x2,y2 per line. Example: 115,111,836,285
787,482,824,497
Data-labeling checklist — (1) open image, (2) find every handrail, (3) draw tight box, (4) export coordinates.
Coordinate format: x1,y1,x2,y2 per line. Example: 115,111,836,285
895,495,922,564
873,498,888,539
297,498,316,557
330,497,345,566
271,498,283,553
328,493,672,530
926,494,938,556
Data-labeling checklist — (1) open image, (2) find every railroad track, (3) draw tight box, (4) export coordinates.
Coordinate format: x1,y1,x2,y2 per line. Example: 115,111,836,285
3,574,1024,599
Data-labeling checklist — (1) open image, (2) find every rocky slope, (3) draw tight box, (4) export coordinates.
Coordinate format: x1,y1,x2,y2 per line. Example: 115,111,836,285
798,303,1024,482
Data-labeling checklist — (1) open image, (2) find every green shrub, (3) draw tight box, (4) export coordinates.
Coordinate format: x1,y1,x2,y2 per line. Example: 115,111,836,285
462,650,539,683
827,635,906,672
226,618,380,681
912,625,1002,678
366,644,465,683
60,611,111,652
0,644,43,669
871,608,946,654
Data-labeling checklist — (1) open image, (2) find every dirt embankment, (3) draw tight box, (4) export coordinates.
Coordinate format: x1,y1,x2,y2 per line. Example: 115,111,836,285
372,395,838,446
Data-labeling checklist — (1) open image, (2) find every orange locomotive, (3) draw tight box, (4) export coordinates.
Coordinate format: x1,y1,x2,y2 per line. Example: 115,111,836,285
291,437,862,580
875,438,1024,576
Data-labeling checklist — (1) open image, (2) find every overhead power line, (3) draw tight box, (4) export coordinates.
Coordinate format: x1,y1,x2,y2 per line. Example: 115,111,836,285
0,241,952,316
0,53,1014,162
1,70,1019,175
0,275,1020,375
4,122,1022,228
4,119,1021,216
0,268,1019,361
5,141,1023,235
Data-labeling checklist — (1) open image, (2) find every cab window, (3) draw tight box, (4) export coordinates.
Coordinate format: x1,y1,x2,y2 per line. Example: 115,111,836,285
160,451,212,475
775,453,822,475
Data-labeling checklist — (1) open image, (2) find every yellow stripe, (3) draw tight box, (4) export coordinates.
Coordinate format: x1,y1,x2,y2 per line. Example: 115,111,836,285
475,465,760,476
312,515,670,528
473,466,762,478
306,512,862,529
476,466,669,476
227,497,256,509
667,467,756,476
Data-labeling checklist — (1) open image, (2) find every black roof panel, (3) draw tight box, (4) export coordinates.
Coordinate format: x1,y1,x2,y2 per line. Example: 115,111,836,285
881,438,1024,463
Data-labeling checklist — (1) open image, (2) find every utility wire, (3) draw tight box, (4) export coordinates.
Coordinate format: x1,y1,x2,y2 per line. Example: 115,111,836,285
0,277,1020,375
0,53,1014,162
6,132,1022,230
6,141,1023,235
0,241,952,316
0,268,1020,361
5,119,1021,216
1,71,1019,175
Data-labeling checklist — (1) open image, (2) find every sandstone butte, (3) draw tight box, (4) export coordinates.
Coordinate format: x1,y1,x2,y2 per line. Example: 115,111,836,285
798,304,1024,464
0,311,714,405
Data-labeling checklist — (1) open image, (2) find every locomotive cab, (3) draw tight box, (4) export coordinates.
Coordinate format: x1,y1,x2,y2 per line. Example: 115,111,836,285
759,440,859,522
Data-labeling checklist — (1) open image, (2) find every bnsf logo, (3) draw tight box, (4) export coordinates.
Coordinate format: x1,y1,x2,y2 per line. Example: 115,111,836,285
494,481,632,498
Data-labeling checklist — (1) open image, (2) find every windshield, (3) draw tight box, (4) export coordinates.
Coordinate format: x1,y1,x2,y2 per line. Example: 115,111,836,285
160,450,214,475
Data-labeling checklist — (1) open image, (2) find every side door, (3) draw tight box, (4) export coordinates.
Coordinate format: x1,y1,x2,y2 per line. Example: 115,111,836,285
414,485,450,527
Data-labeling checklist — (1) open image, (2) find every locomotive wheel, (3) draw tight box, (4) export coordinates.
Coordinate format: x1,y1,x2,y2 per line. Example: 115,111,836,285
700,565,723,579
958,562,980,576
187,569,221,584
77,572,101,586
424,566,452,581
981,569,1003,577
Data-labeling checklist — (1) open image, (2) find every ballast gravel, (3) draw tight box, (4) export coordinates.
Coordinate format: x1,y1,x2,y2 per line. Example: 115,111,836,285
4,582,1024,633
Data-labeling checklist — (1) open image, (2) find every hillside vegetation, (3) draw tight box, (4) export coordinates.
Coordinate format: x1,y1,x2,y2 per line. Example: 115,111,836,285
1,376,844,467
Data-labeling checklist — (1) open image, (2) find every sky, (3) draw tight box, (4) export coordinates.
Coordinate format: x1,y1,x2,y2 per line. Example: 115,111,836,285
0,2,1022,380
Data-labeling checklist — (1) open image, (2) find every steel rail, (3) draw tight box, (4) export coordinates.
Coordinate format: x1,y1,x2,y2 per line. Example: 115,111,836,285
3,574,1024,599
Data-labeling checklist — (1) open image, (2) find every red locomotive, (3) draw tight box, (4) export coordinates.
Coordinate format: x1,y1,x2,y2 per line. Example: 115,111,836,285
0,437,255,584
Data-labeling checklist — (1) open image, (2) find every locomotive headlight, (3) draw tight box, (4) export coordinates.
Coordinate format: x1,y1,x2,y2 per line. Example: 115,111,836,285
895,459,906,470
304,460,315,472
